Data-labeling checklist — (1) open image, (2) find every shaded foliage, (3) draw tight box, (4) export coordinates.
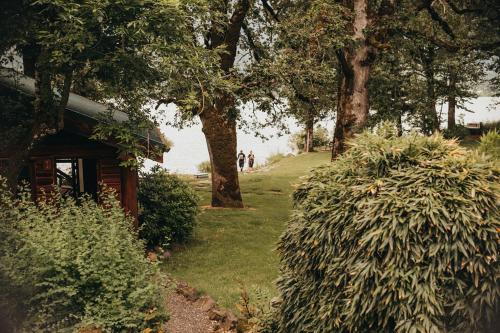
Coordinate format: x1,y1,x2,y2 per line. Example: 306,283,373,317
138,166,200,248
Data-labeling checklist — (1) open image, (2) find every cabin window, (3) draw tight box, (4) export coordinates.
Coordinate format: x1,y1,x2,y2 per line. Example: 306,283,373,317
56,159,79,198
55,158,98,199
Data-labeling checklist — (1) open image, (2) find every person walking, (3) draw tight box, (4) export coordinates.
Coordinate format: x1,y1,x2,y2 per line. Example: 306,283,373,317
237,150,246,172
248,150,255,169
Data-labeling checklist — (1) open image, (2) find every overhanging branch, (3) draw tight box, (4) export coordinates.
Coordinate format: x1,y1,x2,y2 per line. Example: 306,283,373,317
445,0,481,15
242,21,263,62
261,0,279,22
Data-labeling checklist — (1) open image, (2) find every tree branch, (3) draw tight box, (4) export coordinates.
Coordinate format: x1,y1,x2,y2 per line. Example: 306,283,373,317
57,69,73,130
261,0,279,22
242,21,263,62
155,98,177,110
445,1,480,15
221,0,251,71
423,1,456,39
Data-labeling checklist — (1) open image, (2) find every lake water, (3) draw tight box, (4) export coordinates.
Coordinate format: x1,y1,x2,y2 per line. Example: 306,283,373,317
146,97,499,174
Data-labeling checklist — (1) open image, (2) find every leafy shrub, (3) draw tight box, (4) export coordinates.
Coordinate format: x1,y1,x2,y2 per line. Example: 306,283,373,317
0,181,167,332
442,124,469,140
478,129,500,159
277,132,499,333
197,160,212,173
265,152,286,165
289,125,331,152
482,120,500,132
138,166,199,248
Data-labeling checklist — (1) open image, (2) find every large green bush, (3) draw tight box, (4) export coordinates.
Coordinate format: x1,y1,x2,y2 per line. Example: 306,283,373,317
0,181,167,332
442,124,469,140
138,166,199,248
277,132,499,333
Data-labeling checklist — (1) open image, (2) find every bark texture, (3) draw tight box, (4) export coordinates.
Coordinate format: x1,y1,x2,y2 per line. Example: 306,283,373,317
199,0,250,207
304,115,314,153
447,95,456,130
200,102,243,208
332,0,373,159
422,48,440,134
447,73,457,130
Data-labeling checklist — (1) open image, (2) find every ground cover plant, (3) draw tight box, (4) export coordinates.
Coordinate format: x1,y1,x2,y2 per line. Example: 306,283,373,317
276,130,499,333
0,182,167,332
139,166,200,249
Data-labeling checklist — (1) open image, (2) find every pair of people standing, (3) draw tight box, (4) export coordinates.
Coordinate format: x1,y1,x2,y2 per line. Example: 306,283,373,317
237,150,255,172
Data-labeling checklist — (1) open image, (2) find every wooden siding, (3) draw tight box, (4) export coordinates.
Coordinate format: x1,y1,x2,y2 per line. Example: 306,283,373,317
99,158,122,202
33,158,55,196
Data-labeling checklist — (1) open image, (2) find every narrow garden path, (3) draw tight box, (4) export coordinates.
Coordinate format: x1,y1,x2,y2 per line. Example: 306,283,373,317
165,290,214,333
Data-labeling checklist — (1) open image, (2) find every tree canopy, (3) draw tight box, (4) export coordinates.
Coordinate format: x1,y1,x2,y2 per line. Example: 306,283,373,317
1,0,498,205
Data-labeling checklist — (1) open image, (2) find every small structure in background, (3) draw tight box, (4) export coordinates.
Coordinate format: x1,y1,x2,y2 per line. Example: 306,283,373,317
465,122,482,138
0,69,169,226
195,173,209,179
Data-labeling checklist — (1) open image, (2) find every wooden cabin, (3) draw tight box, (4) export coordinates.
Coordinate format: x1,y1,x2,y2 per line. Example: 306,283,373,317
0,69,169,227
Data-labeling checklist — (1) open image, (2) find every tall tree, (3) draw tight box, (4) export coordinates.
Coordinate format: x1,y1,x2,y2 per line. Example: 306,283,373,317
162,0,283,208
271,0,340,153
0,0,189,188
332,0,496,152
331,0,399,157
197,1,251,208
368,0,489,135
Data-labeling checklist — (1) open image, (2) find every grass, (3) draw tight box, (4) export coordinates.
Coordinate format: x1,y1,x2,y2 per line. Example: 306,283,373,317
163,151,331,311
265,152,286,165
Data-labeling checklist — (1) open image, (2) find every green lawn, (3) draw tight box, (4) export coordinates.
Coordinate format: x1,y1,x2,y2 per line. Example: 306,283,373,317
163,151,330,311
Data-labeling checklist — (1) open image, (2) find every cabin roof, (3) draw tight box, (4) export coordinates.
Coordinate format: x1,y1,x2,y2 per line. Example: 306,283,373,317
0,68,168,152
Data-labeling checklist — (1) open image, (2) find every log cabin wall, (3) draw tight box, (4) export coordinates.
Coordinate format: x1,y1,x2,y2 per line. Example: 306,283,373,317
1,130,139,223
1,73,165,228
99,158,123,202
32,158,55,197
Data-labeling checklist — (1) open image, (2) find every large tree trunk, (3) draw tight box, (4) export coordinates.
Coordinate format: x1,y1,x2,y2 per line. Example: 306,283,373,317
396,112,403,136
447,72,457,130
200,99,243,208
447,95,456,130
198,0,249,207
332,0,373,159
2,49,45,189
422,47,439,134
4,64,52,189
304,115,314,153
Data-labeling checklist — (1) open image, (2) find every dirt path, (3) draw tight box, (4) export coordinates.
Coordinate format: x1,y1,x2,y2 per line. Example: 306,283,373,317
165,290,215,333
